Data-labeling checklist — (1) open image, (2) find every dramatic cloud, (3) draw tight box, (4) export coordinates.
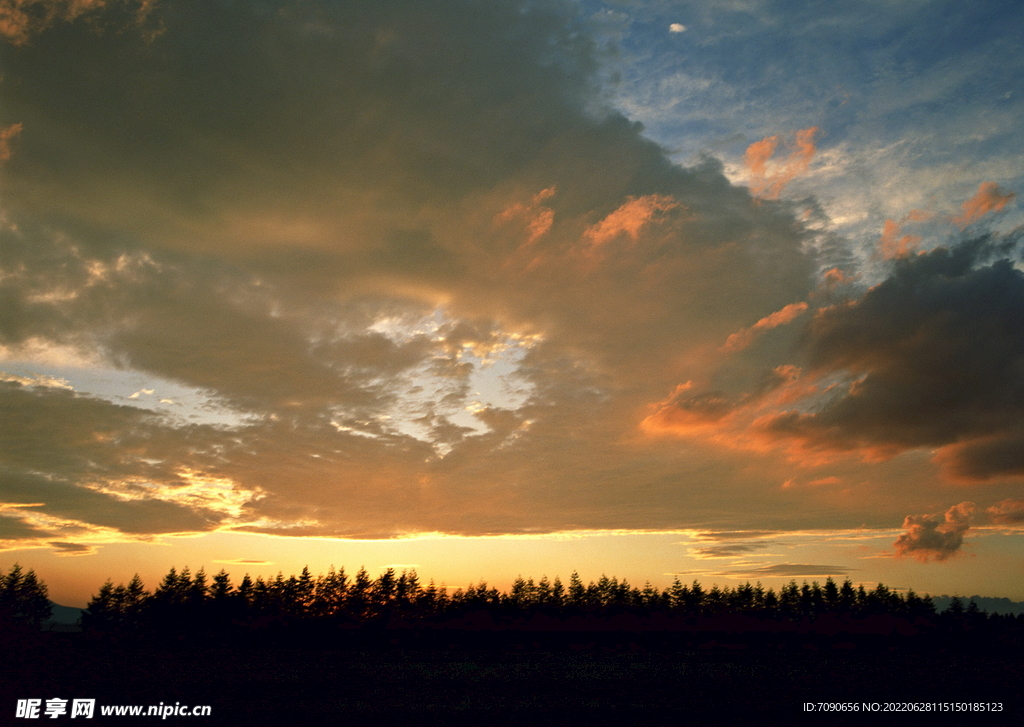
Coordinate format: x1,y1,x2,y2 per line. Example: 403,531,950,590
778,237,1024,477
894,502,975,562
646,233,1024,482
0,0,830,548
1,0,1021,569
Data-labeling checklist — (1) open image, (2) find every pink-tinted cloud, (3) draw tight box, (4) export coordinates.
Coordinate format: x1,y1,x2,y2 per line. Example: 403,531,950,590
744,127,820,199
743,135,778,197
821,267,854,287
496,187,557,246
582,194,681,248
877,209,929,259
953,182,1016,227
894,502,974,562
640,367,853,466
722,301,808,351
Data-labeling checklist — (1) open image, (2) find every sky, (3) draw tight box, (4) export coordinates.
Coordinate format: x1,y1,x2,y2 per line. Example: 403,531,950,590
0,0,1022,607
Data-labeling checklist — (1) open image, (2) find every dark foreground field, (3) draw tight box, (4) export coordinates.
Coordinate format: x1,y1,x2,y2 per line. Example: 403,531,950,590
2,634,1019,725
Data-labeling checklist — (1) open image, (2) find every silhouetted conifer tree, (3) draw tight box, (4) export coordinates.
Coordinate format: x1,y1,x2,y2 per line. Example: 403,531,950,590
211,570,233,600
568,572,585,607
2,566,52,629
549,576,565,607
314,566,348,617
823,577,839,611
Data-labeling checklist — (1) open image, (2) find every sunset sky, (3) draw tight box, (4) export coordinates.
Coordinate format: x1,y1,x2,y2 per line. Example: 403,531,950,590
1,0,1022,607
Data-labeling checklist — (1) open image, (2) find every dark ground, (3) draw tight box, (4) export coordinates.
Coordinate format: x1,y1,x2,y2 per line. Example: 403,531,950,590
2,633,1019,725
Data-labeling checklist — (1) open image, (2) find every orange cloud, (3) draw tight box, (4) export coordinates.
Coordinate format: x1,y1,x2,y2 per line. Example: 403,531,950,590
953,181,1015,227
821,267,855,288
878,218,920,259
496,186,556,246
639,381,734,442
744,127,819,199
641,365,907,470
582,194,680,248
878,210,930,260
893,502,974,562
743,136,778,196
722,301,808,351
0,122,22,161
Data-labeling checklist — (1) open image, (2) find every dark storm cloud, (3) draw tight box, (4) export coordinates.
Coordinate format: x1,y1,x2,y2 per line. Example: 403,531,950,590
649,231,1024,491
766,235,1024,479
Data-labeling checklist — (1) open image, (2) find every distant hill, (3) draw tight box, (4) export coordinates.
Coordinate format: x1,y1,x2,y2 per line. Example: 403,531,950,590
931,595,1024,616
43,602,84,632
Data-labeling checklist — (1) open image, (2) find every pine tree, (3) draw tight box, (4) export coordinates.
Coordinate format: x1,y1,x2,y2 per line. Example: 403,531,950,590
348,567,372,618
535,576,552,606
189,568,208,606
295,567,315,613
211,570,233,600
667,578,687,610
314,566,348,617
823,577,839,611
0,565,50,629
568,572,585,607
83,580,118,631
687,581,705,615
550,576,565,607
238,574,254,606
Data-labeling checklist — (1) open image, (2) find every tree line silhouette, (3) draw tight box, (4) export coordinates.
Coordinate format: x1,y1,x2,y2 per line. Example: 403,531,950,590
0,564,51,631
78,565,1022,646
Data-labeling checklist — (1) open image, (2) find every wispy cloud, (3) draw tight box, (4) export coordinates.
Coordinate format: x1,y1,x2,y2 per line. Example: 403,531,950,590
744,127,819,199
721,563,855,578
722,302,808,352
953,182,1016,227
